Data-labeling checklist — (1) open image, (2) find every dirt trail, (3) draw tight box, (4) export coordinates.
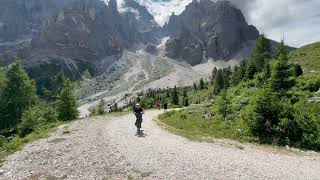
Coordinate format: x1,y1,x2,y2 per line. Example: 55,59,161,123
1,110,320,180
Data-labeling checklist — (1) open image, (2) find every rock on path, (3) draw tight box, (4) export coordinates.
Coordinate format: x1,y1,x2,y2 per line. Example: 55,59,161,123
1,110,320,180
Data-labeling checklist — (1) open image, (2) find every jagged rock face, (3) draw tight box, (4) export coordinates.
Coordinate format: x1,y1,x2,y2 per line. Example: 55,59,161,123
164,0,259,65
0,0,28,41
21,0,127,86
0,0,162,88
32,0,124,59
0,0,260,88
0,0,78,41
117,0,161,44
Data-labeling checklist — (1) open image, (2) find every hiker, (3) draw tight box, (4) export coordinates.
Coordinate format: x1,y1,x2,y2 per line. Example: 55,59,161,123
163,102,168,112
133,103,144,134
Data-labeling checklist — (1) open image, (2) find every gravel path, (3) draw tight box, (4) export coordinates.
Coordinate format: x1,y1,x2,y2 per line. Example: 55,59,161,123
1,110,320,180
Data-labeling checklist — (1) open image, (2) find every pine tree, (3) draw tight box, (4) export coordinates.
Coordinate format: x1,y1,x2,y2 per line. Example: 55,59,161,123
223,68,231,88
53,71,66,96
0,68,6,101
215,90,231,121
57,80,79,121
231,66,241,86
270,54,292,93
245,62,257,80
98,98,106,115
265,63,271,79
171,86,179,105
166,89,170,98
211,67,218,84
182,89,187,98
275,40,288,59
238,60,247,79
214,70,225,95
39,86,54,102
184,98,189,107
199,78,205,90
193,83,197,91
249,89,280,140
270,42,293,94
251,34,272,72
0,60,37,131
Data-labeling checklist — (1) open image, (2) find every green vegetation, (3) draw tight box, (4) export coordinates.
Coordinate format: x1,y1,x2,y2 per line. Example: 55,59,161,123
97,99,106,115
158,37,320,151
0,60,79,162
57,80,79,121
290,42,320,73
127,85,193,110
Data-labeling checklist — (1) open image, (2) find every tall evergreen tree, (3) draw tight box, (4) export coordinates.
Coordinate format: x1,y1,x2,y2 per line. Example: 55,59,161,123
275,40,288,59
171,86,179,105
199,78,205,90
193,83,197,91
251,34,272,72
211,67,218,84
238,60,247,79
0,68,6,99
0,60,37,132
57,80,79,121
182,89,188,98
214,70,225,95
246,62,257,80
98,98,106,115
166,89,170,98
231,66,242,86
53,71,66,96
215,90,231,121
270,50,292,94
184,98,189,107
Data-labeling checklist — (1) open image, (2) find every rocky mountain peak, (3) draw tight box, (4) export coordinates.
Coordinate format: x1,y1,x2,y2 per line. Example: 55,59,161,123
164,0,259,65
0,0,261,88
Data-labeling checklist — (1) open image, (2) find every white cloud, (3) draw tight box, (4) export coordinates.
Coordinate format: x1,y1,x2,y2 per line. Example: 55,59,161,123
242,0,320,47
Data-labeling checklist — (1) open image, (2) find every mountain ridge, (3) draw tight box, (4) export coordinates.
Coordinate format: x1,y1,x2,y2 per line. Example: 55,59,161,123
0,0,262,90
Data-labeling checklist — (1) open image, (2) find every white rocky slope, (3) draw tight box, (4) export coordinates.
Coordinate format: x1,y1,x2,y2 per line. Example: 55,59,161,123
77,42,246,117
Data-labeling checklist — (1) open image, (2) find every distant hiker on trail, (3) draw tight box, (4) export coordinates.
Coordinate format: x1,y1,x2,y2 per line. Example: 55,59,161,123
133,103,144,135
163,102,168,112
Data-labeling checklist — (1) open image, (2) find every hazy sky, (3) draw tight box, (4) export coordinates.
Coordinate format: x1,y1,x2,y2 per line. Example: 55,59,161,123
134,0,320,47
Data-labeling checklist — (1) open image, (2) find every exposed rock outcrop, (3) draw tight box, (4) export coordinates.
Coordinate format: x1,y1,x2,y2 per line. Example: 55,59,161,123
0,0,162,87
163,0,259,65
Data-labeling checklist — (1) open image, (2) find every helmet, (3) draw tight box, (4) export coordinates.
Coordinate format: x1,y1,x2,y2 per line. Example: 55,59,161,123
136,103,140,107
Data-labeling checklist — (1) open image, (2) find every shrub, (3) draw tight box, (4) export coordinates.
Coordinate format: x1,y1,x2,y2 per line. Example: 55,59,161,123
18,106,45,137
3,136,24,152
294,101,320,150
98,99,106,115
241,89,302,145
0,135,7,147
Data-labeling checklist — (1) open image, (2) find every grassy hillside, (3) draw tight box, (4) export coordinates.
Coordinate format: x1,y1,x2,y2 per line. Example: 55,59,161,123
290,42,320,73
156,37,320,152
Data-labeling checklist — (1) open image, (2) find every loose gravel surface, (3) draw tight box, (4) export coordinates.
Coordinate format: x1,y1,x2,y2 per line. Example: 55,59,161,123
1,110,320,180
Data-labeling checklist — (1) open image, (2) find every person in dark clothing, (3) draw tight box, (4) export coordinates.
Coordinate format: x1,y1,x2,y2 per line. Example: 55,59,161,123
133,103,144,134
163,102,168,112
